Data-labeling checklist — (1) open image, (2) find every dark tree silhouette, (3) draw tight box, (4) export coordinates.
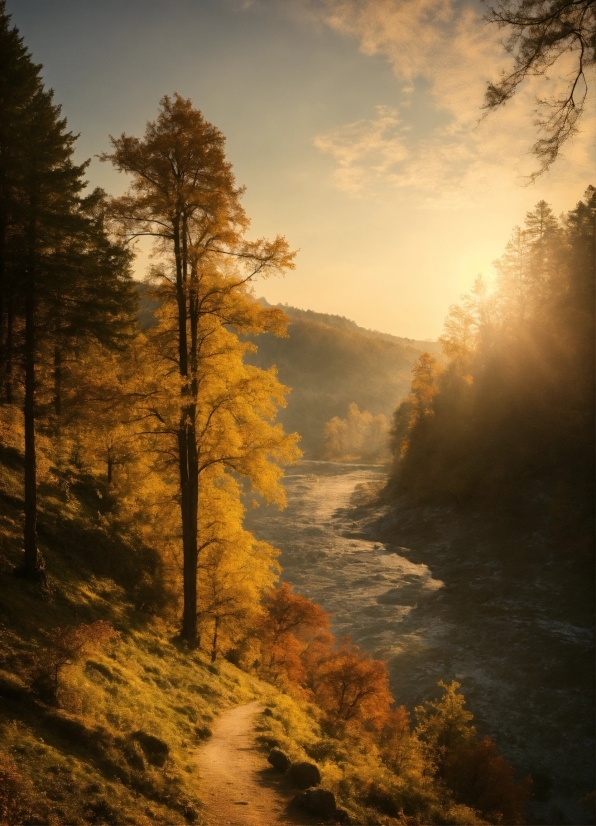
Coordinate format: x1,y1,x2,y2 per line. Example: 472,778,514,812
484,0,596,177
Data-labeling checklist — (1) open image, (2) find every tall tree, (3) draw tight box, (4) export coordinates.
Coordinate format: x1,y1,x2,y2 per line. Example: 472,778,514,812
0,2,137,579
0,0,40,398
390,188,594,517
103,95,297,645
15,72,86,580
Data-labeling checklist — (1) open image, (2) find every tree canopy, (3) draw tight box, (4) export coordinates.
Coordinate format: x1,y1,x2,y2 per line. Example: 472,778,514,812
390,187,595,549
103,95,299,645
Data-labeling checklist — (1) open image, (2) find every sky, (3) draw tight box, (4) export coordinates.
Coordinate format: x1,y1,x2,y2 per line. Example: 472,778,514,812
7,0,594,339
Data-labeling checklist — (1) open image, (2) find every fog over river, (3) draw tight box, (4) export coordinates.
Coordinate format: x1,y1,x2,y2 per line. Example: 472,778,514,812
245,460,594,825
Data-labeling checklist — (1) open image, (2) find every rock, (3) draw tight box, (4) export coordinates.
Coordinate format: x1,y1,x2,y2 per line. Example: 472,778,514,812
335,807,352,824
194,724,212,741
267,747,291,772
286,760,321,789
30,673,58,705
132,731,169,766
292,788,337,818
182,804,198,822
123,739,145,771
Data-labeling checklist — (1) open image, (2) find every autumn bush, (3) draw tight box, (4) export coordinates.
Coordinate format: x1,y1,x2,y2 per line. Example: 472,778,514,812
259,584,393,732
313,640,393,733
416,681,532,824
0,752,35,826
379,705,423,778
31,620,118,704
258,582,330,686
444,736,532,824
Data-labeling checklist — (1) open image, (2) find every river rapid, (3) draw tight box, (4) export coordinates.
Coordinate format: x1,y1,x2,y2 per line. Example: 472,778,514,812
244,460,594,826
252,462,443,651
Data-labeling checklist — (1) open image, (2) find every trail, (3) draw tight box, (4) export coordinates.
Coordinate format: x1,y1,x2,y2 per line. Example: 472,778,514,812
196,701,319,826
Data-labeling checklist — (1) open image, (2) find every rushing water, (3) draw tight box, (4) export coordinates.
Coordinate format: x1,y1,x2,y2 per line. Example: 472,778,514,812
246,461,443,655
245,460,594,825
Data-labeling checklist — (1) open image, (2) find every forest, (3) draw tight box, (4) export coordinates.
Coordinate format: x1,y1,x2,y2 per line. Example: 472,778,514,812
0,2,593,825
389,190,595,551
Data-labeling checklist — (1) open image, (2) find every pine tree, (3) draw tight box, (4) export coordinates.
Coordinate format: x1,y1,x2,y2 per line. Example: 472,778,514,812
15,68,87,580
0,0,41,398
0,2,137,578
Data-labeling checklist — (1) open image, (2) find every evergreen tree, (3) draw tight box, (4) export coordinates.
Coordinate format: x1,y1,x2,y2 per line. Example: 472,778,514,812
0,0,41,397
0,2,137,579
390,188,595,530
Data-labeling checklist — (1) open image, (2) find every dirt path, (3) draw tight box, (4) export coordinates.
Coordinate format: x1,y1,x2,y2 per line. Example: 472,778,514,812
196,700,319,826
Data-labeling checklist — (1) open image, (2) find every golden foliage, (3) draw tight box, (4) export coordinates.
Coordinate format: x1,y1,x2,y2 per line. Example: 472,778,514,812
324,403,390,463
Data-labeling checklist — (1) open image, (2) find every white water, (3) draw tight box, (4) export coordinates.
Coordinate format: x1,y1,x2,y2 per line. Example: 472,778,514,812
245,461,444,662
245,460,595,825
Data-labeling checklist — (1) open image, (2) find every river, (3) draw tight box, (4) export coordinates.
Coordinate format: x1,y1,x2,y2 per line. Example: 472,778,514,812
244,460,594,825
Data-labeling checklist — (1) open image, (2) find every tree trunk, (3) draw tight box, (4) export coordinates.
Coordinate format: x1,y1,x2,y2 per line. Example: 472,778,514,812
175,215,203,647
23,246,39,576
4,287,13,404
211,615,219,663
179,419,199,646
0,207,5,380
53,343,62,419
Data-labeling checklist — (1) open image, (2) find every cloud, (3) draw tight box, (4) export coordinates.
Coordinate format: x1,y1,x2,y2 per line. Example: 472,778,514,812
323,0,456,81
313,98,538,205
313,105,411,193
309,0,594,203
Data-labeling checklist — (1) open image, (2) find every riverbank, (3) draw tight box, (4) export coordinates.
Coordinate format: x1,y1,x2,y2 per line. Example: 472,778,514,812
354,492,595,826
246,461,595,826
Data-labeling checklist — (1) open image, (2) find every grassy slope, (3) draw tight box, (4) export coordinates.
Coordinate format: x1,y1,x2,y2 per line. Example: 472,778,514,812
0,444,264,824
0,441,487,826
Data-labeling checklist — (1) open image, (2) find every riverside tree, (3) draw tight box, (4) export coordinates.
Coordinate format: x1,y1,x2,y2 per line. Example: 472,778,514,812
103,95,299,646
390,189,595,515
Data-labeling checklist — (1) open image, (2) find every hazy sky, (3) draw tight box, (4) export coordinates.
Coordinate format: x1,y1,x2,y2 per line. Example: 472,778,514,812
8,0,594,338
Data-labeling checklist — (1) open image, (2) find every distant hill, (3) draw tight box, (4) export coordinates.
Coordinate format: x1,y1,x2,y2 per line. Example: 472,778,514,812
136,286,439,458
246,300,439,458
269,302,439,352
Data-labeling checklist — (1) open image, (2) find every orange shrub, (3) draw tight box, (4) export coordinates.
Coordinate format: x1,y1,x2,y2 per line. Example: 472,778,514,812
444,735,532,825
259,583,330,682
313,640,393,731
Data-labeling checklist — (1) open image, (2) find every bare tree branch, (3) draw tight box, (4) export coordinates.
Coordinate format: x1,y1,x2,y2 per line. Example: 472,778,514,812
483,0,595,179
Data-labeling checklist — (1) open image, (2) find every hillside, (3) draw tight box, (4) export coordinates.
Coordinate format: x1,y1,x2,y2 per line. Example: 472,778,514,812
245,301,440,458
0,437,526,826
0,446,361,824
